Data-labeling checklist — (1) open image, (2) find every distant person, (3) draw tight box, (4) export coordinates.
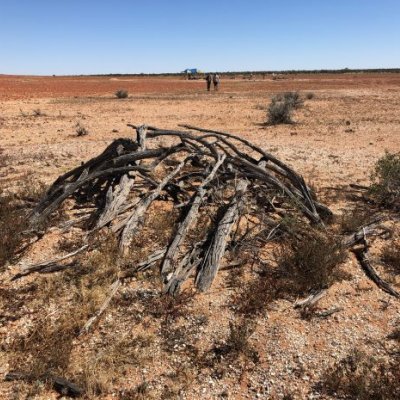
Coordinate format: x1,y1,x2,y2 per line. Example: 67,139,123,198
205,73,213,91
213,73,220,91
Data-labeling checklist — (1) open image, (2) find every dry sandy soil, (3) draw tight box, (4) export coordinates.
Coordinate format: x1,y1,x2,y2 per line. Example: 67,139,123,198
0,73,399,399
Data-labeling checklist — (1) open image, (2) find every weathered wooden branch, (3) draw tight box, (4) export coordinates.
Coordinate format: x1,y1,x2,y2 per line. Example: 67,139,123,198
79,279,121,335
119,159,187,254
294,289,327,309
12,245,88,280
352,244,399,298
5,372,83,397
196,179,249,291
161,154,226,281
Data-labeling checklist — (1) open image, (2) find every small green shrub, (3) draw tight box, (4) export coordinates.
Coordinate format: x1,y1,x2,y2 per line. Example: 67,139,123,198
115,89,128,99
369,152,400,209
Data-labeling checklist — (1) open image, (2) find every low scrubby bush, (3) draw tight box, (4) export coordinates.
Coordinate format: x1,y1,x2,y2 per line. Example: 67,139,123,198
281,91,303,109
75,122,89,136
381,241,400,274
319,349,400,399
276,231,346,293
115,89,128,99
266,97,294,125
369,152,400,209
266,91,303,125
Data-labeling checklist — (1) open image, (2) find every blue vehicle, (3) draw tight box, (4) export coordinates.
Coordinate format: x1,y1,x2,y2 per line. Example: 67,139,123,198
182,68,202,79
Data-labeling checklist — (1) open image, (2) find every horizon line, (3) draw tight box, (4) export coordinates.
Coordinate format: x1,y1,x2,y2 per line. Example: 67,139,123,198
1,67,400,78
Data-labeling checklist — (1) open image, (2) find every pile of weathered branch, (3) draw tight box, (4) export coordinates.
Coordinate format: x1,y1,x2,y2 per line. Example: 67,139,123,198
24,125,327,291
20,124,398,300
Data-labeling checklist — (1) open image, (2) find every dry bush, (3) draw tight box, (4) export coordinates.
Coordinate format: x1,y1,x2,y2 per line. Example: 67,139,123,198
231,270,280,317
0,193,27,268
7,230,155,398
9,313,76,381
0,147,11,168
32,108,45,117
119,382,153,400
143,290,196,320
338,207,373,234
62,232,121,319
266,91,304,125
0,177,46,269
306,92,315,100
388,326,400,342
319,349,400,399
74,333,154,397
381,241,400,275
369,151,400,210
266,97,294,125
276,231,347,293
75,121,89,136
280,91,304,109
212,319,259,364
115,89,129,99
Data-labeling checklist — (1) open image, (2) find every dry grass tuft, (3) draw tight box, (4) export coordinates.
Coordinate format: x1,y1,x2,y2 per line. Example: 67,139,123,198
0,177,46,269
381,240,400,275
32,108,45,117
319,349,400,399
75,333,154,397
338,207,374,234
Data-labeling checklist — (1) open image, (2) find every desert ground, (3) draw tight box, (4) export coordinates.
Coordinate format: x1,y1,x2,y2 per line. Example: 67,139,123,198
0,73,399,399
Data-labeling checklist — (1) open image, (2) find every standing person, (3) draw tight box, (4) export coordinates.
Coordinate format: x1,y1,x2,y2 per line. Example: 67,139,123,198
213,73,220,91
205,73,213,91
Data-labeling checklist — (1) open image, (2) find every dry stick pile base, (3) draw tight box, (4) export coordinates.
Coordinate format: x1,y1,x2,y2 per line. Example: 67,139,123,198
18,124,398,307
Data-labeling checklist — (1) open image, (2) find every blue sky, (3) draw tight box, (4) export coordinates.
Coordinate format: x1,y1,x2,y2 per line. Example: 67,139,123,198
1,0,399,75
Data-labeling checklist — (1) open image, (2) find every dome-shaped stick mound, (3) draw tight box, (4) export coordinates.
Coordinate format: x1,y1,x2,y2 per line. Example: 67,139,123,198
28,124,334,295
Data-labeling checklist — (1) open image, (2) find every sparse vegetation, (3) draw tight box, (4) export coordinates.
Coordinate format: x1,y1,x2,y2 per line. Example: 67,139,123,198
0,177,46,269
266,97,294,125
32,108,45,117
0,193,28,268
212,319,259,364
115,89,129,99
3,73,400,399
276,230,347,293
381,240,400,274
232,269,280,316
75,121,89,136
339,207,373,233
280,91,304,109
266,91,303,125
369,151,400,209
319,349,400,399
